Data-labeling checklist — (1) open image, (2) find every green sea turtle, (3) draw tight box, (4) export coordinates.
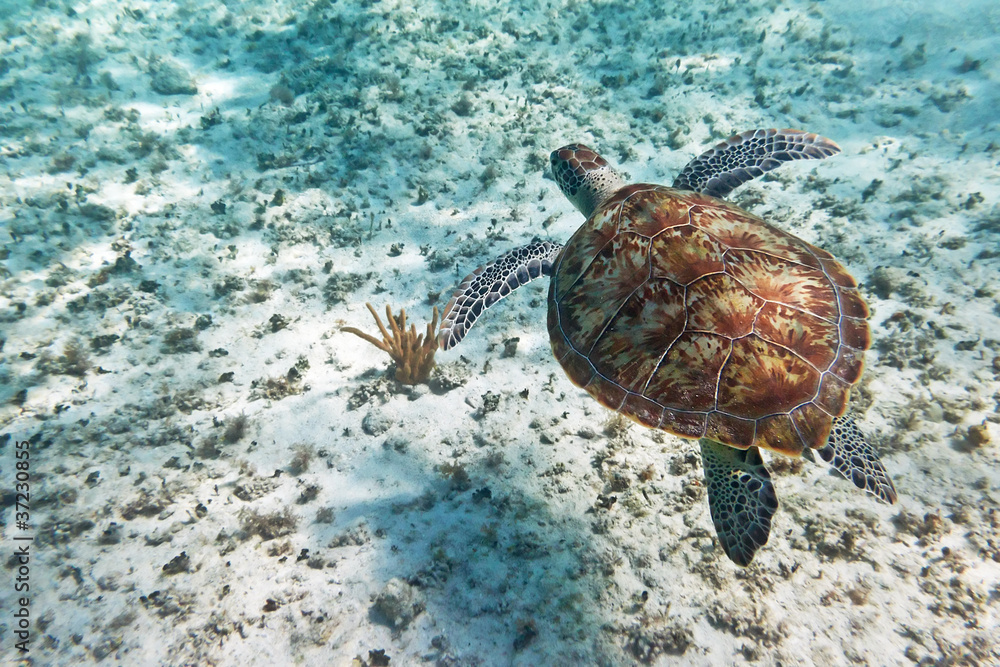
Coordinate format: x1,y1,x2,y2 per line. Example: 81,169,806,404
439,129,896,566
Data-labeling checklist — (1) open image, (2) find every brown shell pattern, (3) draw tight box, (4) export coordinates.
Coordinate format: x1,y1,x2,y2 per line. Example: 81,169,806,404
548,185,870,456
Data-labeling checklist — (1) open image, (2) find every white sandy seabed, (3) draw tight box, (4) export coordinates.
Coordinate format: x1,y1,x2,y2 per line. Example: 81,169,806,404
0,0,998,665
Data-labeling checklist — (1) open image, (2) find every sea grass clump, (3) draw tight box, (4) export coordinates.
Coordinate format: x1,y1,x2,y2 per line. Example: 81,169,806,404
238,507,297,541
36,339,91,377
223,413,250,444
59,339,92,376
161,327,201,354
323,272,371,305
249,357,308,400
343,303,439,385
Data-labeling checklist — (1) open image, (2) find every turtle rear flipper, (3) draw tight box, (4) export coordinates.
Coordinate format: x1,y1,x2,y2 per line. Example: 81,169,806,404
439,240,563,350
672,128,841,199
818,416,897,504
700,440,778,567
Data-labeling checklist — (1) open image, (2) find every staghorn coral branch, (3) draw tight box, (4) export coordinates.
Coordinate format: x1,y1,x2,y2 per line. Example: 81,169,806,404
342,302,440,385
343,303,394,352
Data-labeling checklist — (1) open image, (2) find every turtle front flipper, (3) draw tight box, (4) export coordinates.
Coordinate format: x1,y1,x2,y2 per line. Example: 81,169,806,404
672,128,841,199
699,439,778,567
817,416,897,504
439,240,563,351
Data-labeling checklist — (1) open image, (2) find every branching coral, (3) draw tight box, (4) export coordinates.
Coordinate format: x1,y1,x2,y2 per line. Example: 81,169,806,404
343,302,439,385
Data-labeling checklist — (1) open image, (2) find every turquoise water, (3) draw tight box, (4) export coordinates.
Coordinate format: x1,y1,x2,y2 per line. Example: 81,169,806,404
0,1,997,665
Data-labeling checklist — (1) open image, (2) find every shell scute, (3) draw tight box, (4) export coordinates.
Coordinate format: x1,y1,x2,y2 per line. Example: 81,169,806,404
559,348,595,386
583,372,628,413
717,335,820,418
685,273,762,338
690,204,823,270
753,414,802,456
790,403,835,450
818,256,858,288
725,249,839,320
660,408,708,438
815,372,850,415
839,316,870,350
649,224,728,284
618,187,691,236
831,344,865,384
754,301,839,371
589,279,686,392
837,287,869,319
552,205,620,301
554,232,649,352
645,332,730,412
622,393,666,429
705,411,757,446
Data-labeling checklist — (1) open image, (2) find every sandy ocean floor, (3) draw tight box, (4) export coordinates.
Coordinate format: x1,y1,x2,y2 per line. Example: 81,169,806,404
1,0,998,665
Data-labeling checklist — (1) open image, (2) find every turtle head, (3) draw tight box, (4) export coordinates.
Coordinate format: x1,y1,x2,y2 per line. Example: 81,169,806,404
551,144,626,218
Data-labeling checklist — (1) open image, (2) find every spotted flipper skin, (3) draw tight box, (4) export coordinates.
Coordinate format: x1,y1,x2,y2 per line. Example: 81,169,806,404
672,129,841,199
700,440,778,567
818,416,897,504
439,241,563,351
